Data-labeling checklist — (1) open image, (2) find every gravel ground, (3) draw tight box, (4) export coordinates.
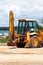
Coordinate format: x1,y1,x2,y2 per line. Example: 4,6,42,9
0,45,43,65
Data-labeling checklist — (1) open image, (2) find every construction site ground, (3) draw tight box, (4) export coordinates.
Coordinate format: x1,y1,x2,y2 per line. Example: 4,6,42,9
0,43,43,65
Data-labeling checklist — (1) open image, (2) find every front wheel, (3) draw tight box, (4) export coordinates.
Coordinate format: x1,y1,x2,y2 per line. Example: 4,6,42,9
16,42,26,48
30,36,39,48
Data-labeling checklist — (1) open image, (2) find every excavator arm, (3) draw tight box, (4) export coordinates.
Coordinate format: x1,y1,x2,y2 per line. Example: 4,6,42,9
9,11,15,40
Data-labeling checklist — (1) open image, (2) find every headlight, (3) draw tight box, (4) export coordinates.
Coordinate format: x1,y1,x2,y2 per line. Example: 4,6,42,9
30,28,34,32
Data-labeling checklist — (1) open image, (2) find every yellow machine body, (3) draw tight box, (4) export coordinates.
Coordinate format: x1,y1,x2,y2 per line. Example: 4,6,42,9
7,11,43,48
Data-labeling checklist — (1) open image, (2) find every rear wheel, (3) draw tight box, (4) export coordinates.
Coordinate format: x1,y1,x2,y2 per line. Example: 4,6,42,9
30,36,39,48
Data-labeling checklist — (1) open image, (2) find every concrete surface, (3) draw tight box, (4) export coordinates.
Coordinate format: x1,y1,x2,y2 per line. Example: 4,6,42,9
0,46,43,65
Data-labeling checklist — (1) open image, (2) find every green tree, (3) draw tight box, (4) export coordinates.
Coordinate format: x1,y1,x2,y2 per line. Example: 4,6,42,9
41,18,43,23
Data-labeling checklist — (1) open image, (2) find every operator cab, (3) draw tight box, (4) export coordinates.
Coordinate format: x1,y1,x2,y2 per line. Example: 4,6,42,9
17,19,39,34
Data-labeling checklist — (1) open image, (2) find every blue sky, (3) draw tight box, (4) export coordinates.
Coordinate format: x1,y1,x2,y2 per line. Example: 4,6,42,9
0,0,43,27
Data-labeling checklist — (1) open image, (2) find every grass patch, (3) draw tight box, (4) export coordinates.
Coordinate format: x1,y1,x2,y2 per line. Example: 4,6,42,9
0,36,9,43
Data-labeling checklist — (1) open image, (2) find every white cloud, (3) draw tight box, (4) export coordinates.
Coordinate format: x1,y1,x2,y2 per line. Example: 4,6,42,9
0,0,43,26
4,3,20,15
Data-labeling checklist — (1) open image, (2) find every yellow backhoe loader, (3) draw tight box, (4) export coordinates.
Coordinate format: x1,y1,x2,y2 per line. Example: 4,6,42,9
7,11,43,48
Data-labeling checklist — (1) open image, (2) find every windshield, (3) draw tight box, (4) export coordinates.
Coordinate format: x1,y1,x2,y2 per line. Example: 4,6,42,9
17,21,39,34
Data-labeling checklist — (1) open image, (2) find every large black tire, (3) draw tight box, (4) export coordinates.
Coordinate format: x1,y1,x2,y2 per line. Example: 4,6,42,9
30,36,39,48
16,42,26,48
